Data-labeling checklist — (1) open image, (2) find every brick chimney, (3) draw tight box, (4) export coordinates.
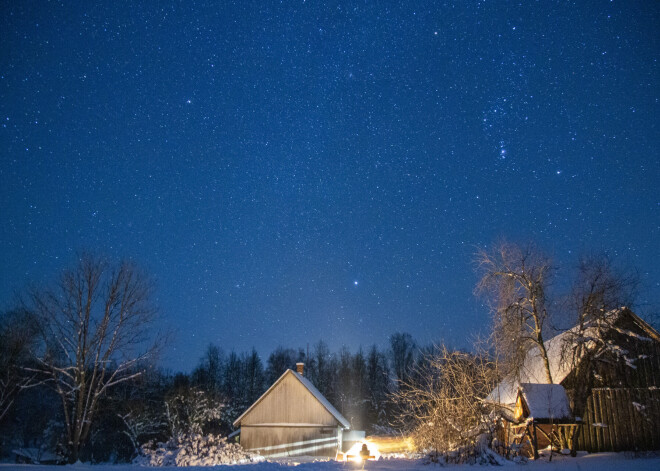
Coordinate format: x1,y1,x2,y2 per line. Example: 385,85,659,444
296,362,304,376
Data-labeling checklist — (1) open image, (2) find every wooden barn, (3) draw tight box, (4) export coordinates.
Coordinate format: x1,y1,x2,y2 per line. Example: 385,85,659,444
233,363,350,458
488,308,660,456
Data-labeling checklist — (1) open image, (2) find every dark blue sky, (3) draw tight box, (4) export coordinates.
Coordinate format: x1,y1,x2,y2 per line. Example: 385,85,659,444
1,1,658,372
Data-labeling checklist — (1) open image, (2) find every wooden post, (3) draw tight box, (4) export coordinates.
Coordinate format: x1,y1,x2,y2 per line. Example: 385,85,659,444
559,424,568,450
652,389,660,450
600,389,615,451
593,390,602,452
627,388,641,451
640,388,652,450
614,389,629,450
531,422,539,460
586,393,595,452
570,421,582,457
608,390,620,452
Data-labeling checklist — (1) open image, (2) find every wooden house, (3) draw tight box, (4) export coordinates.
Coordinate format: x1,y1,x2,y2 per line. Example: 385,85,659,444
233,363,350,458
488,308,660,455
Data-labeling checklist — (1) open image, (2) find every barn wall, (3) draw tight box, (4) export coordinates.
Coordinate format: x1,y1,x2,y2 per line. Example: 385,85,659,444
496,388,660,458
241,373,337,426
575,388,660,452
241,426,341,457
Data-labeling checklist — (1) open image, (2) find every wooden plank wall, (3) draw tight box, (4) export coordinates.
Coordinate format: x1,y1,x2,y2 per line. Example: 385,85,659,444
240,372,337,426
604,340,660,388
576,388,660,452
241,426,340,457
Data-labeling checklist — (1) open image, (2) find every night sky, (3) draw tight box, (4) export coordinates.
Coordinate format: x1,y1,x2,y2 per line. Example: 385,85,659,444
1,1,658,372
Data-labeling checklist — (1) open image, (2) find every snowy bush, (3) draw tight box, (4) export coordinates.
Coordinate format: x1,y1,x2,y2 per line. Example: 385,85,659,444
424,433,507,466
392,345,501,457
136,433,264,467
165,388,224,438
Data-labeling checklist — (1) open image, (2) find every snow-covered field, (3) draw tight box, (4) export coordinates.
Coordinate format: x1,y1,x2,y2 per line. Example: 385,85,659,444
1,452,659,471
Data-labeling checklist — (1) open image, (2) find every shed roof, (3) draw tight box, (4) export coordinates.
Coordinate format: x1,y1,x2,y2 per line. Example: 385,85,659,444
233,369,350,429
517,383,572,420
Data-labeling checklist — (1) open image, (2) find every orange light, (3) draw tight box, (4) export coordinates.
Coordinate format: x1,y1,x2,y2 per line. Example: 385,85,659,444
340,440,380,462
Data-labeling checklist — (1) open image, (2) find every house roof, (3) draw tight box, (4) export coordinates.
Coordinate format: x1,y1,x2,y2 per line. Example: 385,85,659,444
518,383,572,420
233,369,350,429
486,327,574,406
486,308,659,406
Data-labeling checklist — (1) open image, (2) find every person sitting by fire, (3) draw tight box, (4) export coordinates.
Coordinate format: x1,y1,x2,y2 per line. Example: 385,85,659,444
359,443,371,468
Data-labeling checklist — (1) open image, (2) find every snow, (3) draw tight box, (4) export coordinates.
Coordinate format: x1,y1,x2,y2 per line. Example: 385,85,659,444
10,448,61,464
518,383,572,420
486,308,649,407
136,434,262,467
2,452,660,470
486,325,576,406
632,402,646,412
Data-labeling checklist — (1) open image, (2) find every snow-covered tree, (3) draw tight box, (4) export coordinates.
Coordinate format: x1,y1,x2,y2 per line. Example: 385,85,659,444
165,388,224,439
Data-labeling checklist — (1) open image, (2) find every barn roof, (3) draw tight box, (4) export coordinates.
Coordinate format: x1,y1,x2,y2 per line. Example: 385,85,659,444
233,369,350,429
486,308,659,407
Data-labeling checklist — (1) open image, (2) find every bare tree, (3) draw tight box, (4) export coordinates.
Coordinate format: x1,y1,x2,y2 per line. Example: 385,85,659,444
475,241,555,384
0,309,38,422
389,332,416,385
25,254,161,463
191,344,225,393
561,255,638,452
392,344,500,460
569,254,637,334
118,407,165,457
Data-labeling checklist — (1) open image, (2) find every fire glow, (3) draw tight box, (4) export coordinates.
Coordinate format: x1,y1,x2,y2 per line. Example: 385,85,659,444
337,440,381,462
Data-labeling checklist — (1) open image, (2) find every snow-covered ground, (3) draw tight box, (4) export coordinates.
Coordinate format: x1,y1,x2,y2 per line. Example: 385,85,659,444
1,452,659,471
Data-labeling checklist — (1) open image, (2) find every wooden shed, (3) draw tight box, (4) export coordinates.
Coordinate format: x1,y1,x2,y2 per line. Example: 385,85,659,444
510,383,575,459
233,364,350,458
488,308,660,456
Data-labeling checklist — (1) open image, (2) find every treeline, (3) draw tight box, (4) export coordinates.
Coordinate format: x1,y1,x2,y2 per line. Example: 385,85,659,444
0,254,424,464
0,307,419,464
187,336,413,432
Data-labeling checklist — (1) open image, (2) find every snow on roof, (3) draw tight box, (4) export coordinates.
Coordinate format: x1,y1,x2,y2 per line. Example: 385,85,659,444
233,369,350,429
486,325,576,406
486,308,653,406
518,383,572,420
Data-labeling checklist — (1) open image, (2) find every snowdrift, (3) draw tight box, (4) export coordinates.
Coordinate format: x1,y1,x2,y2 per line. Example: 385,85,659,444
136,433,264,467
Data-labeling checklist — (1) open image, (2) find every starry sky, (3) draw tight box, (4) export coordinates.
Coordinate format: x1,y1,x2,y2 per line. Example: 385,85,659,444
1,1,658,372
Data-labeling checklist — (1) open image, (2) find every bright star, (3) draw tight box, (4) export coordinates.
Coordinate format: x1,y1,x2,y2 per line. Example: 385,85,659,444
354,281,359,286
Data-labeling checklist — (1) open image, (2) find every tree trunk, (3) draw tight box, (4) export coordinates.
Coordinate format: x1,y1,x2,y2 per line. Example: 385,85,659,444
68,441,80,464
538,339,554,384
